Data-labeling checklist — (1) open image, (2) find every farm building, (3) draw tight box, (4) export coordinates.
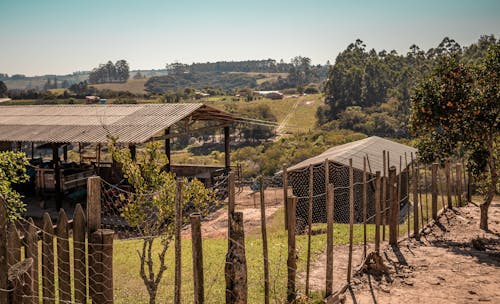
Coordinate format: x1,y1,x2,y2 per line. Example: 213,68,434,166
0,103,240,209
286,136,417,226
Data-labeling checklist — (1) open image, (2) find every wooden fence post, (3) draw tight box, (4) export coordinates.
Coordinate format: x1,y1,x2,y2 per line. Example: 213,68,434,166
89,229,114,304
174,181,183,304
283,166,288,230
87,176,101,234
431,163,438,220
56,210,71,303
374,172,381,254
347,159,354,283
8,258,34,304
362,157,367,259
190,214,204,304
388,166,398,246
305,165,313,296
42,213,55,304
73,204,87,304
259,176,270,304
0,197,8,304
225,212,247,304
456,163,462,207
445,160,453,209
286,197,297,303
325,183,334,297
382,151,387,241
413,168,419,240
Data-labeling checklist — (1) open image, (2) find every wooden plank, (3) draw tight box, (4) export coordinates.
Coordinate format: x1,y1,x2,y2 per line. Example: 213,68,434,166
190,214,204,304
224,126,231,169
174,181,183,304
287,197,297,303
87,176,101,234
25,218,39,304
347,159,354,283
431,163,438,220
101,229,114,304
325,183,334,297
56,209,71,303
305,164,313,296
8,257,34,304
73,204,87,304
389,167,398,245
7,223,21,268
0,196,8,304
89,230,103,303
42,213,55,304
259,176,270,304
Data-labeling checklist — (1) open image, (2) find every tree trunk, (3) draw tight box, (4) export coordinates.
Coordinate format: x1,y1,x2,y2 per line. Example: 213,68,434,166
480,139,498,231
480,202,490,231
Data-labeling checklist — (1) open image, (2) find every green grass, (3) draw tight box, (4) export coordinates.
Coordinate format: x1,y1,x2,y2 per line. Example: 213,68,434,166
90,78,149,95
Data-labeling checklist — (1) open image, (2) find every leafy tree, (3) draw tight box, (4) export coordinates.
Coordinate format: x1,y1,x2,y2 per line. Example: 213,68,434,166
108,140,215,304
0,81,7,97
409,46,499,230
0,151,29,222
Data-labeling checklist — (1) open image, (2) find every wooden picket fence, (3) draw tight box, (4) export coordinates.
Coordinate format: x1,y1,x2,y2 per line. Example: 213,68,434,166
0,176,114,304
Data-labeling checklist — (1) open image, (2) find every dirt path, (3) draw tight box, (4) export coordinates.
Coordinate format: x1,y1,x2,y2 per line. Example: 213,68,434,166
307,200,500,303
182,187,283,239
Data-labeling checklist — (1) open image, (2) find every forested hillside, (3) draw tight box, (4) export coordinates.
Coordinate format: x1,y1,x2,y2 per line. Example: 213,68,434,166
317,35,499,138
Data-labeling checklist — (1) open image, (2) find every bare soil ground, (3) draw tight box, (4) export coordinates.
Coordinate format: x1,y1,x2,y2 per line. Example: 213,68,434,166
182,186,283,239
309,200,500,303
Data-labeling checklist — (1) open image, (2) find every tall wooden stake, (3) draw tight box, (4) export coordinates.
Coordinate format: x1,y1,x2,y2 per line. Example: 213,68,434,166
325,183,334,297
259,176,270,304
363,157,367,259
374,171,381,253
382,150,387,241
431,163,438,220
283,166,288,230
190,214,204,304
305,165,313,296
456,163,463,207
413,167,419,240
389,166,398,245
287,197,297,303
347,159,354,283
446,160,452,209
174,181,183,304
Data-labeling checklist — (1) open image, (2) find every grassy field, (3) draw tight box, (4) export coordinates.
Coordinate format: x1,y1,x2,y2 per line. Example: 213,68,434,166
90,78,149,95
112,204,421,304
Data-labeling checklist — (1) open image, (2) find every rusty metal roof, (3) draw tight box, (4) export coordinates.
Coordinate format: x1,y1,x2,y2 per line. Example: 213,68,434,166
288,136,417,174
0,104,237,144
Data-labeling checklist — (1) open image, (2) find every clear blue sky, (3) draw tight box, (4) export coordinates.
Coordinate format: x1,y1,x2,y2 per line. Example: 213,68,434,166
1,0,499,76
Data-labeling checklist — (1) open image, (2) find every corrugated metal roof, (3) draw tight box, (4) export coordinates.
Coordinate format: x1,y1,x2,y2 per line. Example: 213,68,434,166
287,136,417,175
0,104,236,144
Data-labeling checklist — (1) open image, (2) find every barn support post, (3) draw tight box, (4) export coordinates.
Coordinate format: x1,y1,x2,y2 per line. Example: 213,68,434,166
389,166,398,246
129,144,136,161
52,143,62,210
165,128,171,172
286,197,297,303
63,145,68,162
